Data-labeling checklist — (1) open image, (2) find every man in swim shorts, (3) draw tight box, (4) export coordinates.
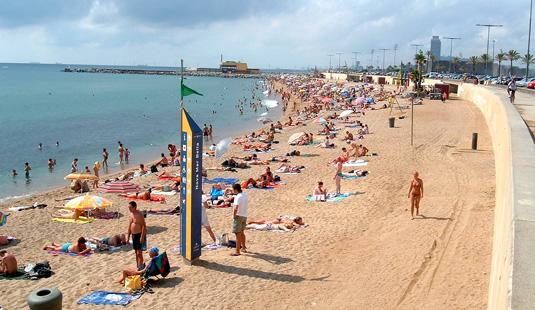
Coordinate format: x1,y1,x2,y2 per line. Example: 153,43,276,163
127,201,146,270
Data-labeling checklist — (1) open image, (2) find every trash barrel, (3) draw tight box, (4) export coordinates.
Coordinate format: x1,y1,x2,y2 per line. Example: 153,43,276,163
389,117,395,128
27,288,62,310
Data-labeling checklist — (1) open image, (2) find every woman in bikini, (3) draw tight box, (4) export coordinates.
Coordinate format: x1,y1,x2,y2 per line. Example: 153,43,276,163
407,171,424,219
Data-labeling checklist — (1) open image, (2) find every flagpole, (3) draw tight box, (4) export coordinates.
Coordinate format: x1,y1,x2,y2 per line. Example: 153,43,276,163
180,59,184,110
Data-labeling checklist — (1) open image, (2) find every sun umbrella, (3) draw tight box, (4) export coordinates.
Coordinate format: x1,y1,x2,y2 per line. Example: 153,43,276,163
64,173,99,181
64,194,112,210
99,181,139,193
262,99,279,108
288,132,306,144
339,110,354,118
215,138,232,158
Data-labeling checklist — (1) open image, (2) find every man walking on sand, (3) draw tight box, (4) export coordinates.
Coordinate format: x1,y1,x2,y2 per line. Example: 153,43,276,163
507,77,517,104
127,201,146,270
407,171,424,219
231,183,248,256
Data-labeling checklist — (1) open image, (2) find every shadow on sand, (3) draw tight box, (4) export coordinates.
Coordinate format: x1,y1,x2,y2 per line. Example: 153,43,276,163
414,214,452,221
246,252,294,265
199,260,305,283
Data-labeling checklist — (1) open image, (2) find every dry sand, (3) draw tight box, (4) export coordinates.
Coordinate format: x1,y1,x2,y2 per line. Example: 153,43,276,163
0,83,495,310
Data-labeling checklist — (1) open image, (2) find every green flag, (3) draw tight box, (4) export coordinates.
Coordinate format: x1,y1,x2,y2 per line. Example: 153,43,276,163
181,83,203,97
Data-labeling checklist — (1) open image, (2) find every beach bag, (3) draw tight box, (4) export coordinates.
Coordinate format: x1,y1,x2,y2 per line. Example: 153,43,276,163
125,275,142,291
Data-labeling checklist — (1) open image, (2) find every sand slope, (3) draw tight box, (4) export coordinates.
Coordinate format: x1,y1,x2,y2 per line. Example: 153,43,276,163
0,92,494,309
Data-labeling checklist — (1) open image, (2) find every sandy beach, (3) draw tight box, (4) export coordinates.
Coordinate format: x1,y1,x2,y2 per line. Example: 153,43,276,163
0,79,495,309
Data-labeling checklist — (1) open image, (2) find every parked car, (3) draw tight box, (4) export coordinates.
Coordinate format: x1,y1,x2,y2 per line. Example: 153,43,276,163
517,77,535,87
528,80,535,89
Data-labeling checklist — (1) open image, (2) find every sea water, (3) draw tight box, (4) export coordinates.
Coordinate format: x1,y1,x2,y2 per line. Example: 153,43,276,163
0,63,281,200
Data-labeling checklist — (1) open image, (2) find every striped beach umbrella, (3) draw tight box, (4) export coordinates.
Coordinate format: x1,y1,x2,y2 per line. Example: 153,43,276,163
65,194,112,210
0,211,8,227
99,181,139,193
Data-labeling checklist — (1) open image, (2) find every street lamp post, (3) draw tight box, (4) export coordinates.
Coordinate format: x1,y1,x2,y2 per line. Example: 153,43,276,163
410,44,423,69
379,48,390,73
393,44,399,67
352,51,360,71
527,0,533,80
476,23,503,75
336,52,343,71
443,37,461,73
327,54,334,72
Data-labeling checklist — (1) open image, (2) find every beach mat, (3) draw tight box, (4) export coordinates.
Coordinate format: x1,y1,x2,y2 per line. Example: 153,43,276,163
305,192,356,202
48,250,92,257
77,291,141,306
341,174,368,180
203,177,239,185
151,190,177,196
52,217,95,224
342,160,368,167
0,269,26,280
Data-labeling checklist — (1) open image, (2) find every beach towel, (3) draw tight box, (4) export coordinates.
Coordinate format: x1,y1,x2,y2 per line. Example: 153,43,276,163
0,212,8,226
151,190,177,196
121,195,166,202
305,192,356,202
48,250,91,257
202,243,224,250
52,217,95,224
341,174,368,180
8,203,47,212
342,160,368,167
77,291,141,306
203,177,239,185
0,268,26,280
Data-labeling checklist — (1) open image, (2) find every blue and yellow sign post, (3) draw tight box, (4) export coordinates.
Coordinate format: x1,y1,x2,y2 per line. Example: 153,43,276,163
180,108,203,264
179,59,204,264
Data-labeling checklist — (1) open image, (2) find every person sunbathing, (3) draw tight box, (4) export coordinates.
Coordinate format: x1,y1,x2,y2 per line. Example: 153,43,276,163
242,175,269,189
43,237,91,255
261,167,274,183
156,153,169,167
318,137,334,148
275,121,283,130
343,131,354,142
345,169,369,177
284,117,293,126
349,143,359,159
53,207,106,221
117,247,159,284
232,154,257,161
247,216,305,231
221,159,249,169
357,144,369,157
0,235,11,246
276,163,304,173
87,234,128,249
122,188,152,200
0,250,18,275
313,181,328,201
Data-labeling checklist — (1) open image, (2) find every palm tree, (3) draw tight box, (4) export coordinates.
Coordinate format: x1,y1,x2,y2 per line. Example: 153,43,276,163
506,50,520,75
521,53,535,65
452,57,460,73
468,56,479,73
495,50,506,76
413,50,427,91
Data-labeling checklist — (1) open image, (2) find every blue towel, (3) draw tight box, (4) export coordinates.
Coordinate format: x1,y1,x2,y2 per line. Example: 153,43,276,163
203,178,239,185
77,291,141,306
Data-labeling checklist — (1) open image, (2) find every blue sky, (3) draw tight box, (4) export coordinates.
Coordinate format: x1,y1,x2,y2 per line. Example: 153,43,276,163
0,0,532,69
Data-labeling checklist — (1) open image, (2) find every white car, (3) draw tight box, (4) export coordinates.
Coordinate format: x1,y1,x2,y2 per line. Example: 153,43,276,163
516,78,535,87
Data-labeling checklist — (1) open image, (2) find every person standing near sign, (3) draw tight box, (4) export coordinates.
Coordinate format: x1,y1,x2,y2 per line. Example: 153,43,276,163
231,183,248,256
127,201,146,270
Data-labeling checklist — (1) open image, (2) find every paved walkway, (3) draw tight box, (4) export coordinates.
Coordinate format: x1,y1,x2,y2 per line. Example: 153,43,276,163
489,86,535,141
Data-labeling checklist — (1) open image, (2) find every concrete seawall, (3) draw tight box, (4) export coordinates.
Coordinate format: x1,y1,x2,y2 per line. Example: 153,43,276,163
458,84,535,309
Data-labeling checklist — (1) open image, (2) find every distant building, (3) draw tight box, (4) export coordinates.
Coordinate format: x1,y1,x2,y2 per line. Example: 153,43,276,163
220,61,248,73
219,60,260,74
430,36,441,61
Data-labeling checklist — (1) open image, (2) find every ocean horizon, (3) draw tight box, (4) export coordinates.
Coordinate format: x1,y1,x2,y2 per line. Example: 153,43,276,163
0,63,281,200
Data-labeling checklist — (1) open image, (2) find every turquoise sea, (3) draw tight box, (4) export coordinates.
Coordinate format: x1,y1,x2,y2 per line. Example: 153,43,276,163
0,63,280,200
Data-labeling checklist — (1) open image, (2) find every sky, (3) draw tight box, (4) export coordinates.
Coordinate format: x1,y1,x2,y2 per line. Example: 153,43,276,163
0,0,532,69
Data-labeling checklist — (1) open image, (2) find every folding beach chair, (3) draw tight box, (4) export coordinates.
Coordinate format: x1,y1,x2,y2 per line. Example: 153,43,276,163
142,252,170,281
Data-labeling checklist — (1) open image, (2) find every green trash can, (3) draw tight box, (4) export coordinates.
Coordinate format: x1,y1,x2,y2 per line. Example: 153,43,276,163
27,288,62,310
389,117,395,128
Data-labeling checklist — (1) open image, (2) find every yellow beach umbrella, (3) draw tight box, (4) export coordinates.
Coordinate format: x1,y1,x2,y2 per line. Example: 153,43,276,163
64,194,112,210
64,173,99,181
